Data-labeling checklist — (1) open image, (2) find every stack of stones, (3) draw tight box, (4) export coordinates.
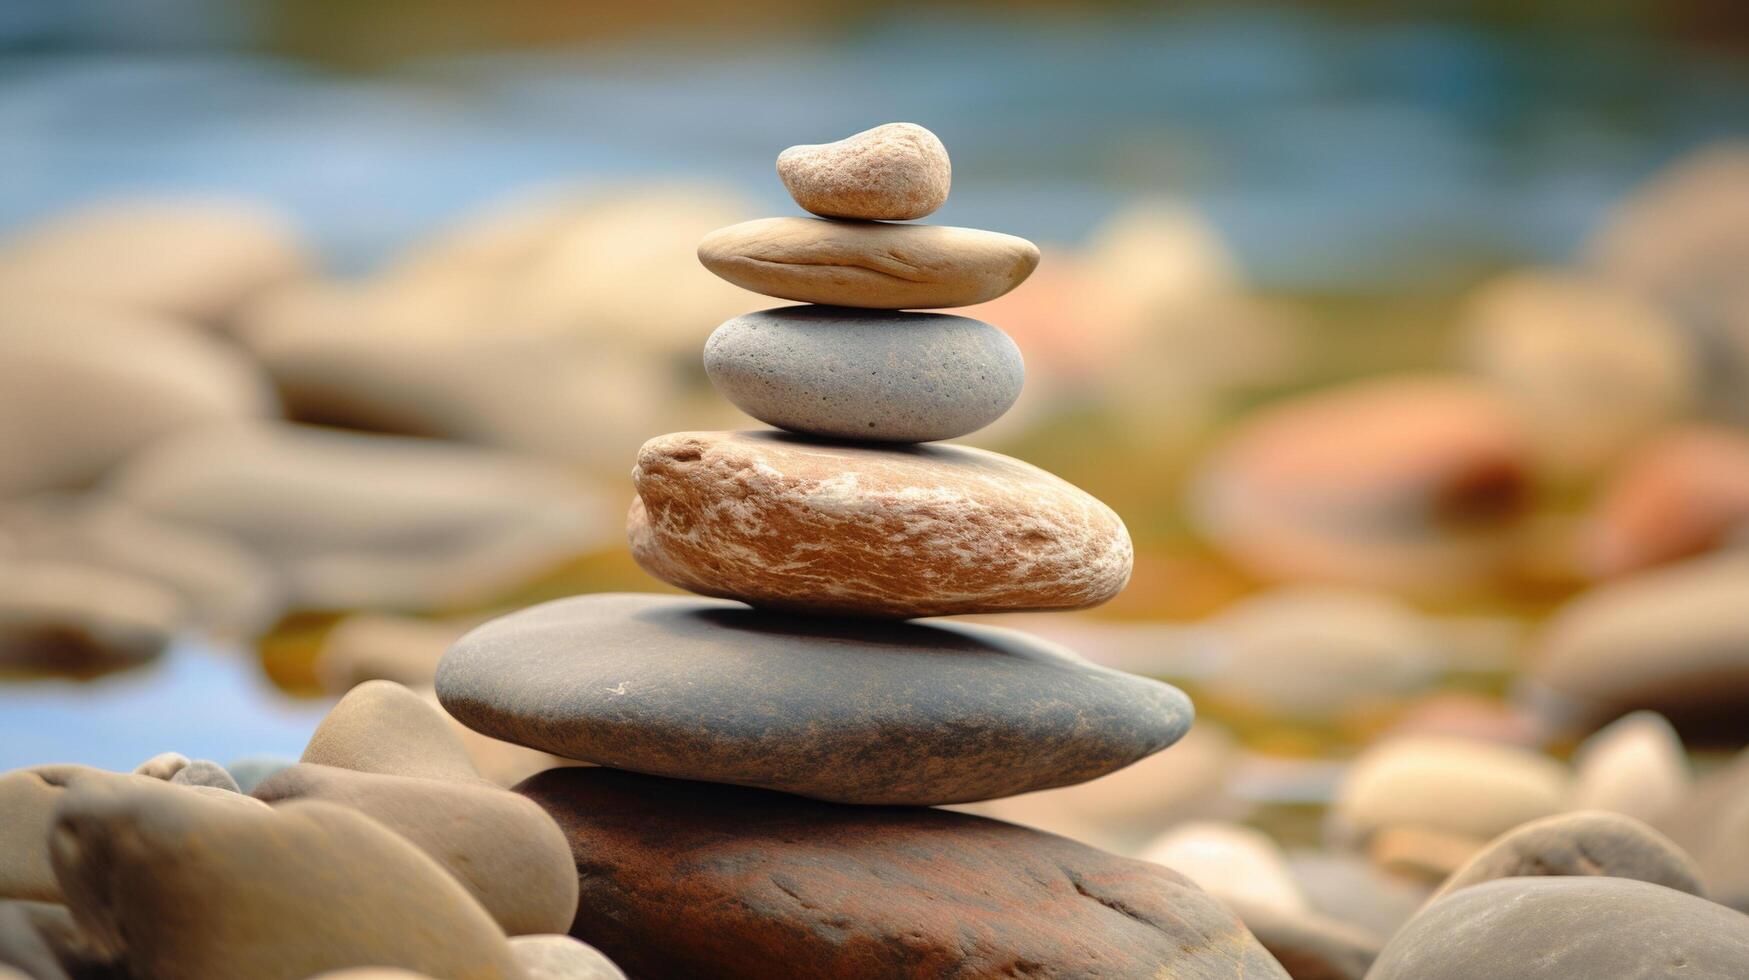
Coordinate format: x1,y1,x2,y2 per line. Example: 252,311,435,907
437,124,1287,978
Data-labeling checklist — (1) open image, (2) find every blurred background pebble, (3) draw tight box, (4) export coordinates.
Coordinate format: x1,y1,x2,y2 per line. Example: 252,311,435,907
2,0,1749,907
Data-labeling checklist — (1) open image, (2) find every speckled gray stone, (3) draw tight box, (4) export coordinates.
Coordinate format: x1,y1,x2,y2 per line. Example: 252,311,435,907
1429,809,1704,903
1370,877,1749,979
169,759,240,793
703,306,1023,443
436,593,1192,806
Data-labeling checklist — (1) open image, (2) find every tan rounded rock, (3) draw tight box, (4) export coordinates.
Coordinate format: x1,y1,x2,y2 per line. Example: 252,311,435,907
104,421,610,611
0,309,276,496
419,687,581,789
1581,426,1749,578
254,763,578,935
4,765,271,908
1657,747,1749,911
629,430,1131,617
1571,711,1690,823
1330,736,1570,844
0,559,182,676
302,680,485,783
1366,826,1485,881
510,935,626,980
1430,810,1704,903
0,198,305,325
1201,587,1442,721
776,122,951,220
1139,821,1308,915
1460,270,1695,479
313,614,476,693
1527,553,1749,735
0,771,61,902
131,752,190,781
0,498,282,639
49,777,521,980
697,216,1038,309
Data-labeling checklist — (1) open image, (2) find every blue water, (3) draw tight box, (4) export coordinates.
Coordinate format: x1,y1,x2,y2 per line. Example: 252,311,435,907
0,641,326,771
2,6,1746,288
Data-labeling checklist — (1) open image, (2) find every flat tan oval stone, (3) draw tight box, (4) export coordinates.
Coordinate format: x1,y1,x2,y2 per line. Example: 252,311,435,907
629,431,1131,618
697,217,1038,309
777,122,951,220
49,777,521,980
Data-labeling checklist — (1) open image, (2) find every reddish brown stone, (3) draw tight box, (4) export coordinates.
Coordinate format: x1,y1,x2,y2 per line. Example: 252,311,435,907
518,767,1287,980
1582,426,1749,577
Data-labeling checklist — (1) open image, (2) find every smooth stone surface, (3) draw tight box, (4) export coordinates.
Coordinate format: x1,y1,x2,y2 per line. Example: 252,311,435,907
1138,821,1308,915
1369,877,1749,979
1366,826,1483,882
104,421,609,611
314,614,476,693
1287,851,1432,939
0,498,283,639
168,759,239,792
1658,748,1749,911
519,767,1288,979
955,722,1243,855
1571,711,1690,822
1586,144,1749,423
1329,736,1570,844
50,777,521,980
1192,375,1529,594
419,687,581,789
777,122,951,220
1581,426,1749,577
0,198,304,324
1227,900,1379,980
3,765,270,908
302,680,485,783
1430,810,1705,902
0,772,60,901
703,306,1022,442
1460,270,1694,479
697,216,1038,309
0,900,107,980
1527,552,1749,737
0,309,276,496
440,593,1191,805
1200,587,1442,721
629,431,1132,618
0,559,181,677
255,763,577,935
510,935,627,980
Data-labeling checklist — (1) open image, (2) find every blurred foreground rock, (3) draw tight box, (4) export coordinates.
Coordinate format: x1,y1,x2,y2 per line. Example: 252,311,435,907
0,308,276,496
1191,375,1530,595
104,422,612,612
0,199,305,327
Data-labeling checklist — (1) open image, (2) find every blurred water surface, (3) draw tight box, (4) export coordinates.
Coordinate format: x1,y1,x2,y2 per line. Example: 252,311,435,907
3,5,1746,287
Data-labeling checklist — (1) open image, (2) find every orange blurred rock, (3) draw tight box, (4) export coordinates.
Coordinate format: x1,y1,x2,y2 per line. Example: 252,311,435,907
1582,426,1749,578
1191,375,1531,594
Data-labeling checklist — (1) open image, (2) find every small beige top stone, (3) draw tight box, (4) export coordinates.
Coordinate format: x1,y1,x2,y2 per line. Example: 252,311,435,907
777,122,951,220
697,217,1038,309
